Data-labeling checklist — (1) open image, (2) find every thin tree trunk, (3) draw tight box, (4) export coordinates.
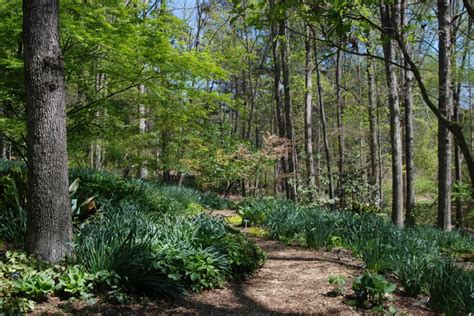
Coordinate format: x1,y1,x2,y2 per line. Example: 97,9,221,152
139,84,148,179
23,0,72,263
314,37,335,200
270,16,289,198
279,14,297,200
453,19,471,228
401,0,415,223
437,0,453,231
366,40,380,207
336,45,345,201
380,2,404,227
304,25,316,188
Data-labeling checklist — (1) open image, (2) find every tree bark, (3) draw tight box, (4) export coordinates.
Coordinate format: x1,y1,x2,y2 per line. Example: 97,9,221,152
139,84,148,179
401,0,415,223
23,0,72,263
314,38,335,200
336,45,345,201
380,2,404,227
453,19,471,228
270,16,289,198
437,0,453,231
304,25,316,188
366,41,380,207
279,13,297,200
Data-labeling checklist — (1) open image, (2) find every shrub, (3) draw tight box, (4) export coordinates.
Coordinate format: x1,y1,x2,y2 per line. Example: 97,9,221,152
0,164,27,243
352,272,396,309
0,251,96,313
428,260,474,315
74,203,184,298
200,192,235,210
304,212,337,250
237,199,267,227
328,274,346,296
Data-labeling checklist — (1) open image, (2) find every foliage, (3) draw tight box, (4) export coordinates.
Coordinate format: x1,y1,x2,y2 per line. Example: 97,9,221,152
0,162,27,243
237,199,267,227
328,274,346,296
0,251,98,314
74,201,265,297
225,214,243,226
351,272,396,309
200,192,236,210
69,168,227,216
427,260,474,315
74,202,184,298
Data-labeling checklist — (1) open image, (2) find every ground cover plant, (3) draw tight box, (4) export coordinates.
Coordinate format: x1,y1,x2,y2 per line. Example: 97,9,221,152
0,166,265,313
243,197,474,314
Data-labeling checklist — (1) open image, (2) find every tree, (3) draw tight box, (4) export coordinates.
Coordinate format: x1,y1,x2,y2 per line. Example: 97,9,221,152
400,0,415,222
304,24,316,188
437,0,453,231
23,0,72,262
380,1,404,227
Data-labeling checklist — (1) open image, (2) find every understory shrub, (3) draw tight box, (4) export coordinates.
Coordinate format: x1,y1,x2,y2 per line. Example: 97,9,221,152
427,260,474,315
69,168,231,215
0,163,27,243
74,202,265,298
0,251,98,314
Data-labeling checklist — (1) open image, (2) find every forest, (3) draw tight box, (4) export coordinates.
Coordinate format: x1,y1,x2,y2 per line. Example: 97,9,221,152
0,0,473,314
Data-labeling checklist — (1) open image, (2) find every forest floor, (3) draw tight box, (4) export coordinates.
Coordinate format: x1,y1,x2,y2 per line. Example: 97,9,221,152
34,210,432,315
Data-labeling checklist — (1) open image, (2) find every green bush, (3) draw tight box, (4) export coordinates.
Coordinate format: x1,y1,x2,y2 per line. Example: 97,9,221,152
428,260,474,315
0,163,27,243
75,202,264,297
200,192,235,210
352,272,396,309
0,251,97,314
74,203,184,298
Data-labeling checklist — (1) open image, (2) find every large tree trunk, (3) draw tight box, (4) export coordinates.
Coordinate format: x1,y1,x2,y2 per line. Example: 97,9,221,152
314,37,335,200
23,0,72,263
366,41,380,207
304,25,316,188
401,0,415,223
279,14,297,200
335,45,345,202
437,0,453,231
380,2,404,227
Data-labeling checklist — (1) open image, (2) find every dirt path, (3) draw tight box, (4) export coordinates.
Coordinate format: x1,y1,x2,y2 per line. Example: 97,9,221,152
170,237,363,315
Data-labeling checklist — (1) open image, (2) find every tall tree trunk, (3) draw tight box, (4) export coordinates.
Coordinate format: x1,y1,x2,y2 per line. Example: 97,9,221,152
271,17,289,198
23,0,72,263
453,19,471,228
380,2,404,227
304,25,316,188
437,0,453,231
314,38,335,200
336,45,345,201
139,84,148,179
401,0,415,223
366,41,380,207
279,14,297,200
